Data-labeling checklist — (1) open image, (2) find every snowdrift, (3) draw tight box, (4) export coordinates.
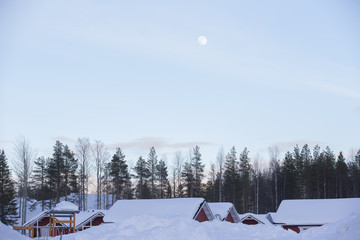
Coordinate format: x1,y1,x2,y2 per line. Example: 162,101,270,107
0,222,29,240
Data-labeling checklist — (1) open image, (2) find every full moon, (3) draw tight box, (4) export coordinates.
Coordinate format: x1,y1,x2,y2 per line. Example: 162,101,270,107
198,36,207,46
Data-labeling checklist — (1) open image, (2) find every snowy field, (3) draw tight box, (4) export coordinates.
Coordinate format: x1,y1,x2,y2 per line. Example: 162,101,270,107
2,211,360,240
2,196,360,240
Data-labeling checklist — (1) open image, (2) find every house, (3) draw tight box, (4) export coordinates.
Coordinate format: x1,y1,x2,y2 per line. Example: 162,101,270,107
239,213,265,225
74,210,105,231
23,211,69,237
208,202,240,223
268,198,360,233
103,198,214,223
22,209,106,237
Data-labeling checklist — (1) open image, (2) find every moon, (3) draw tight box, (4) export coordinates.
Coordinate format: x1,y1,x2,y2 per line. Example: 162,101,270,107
197,36,207,46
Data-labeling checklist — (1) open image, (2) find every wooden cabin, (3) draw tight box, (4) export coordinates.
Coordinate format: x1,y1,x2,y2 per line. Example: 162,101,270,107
239,213,265,225
268,198,360,233
208,202,240,223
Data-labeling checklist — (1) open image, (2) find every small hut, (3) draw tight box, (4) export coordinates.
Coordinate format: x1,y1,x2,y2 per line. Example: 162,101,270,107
239,213,265,225
269,198,360,233
208,202,240,223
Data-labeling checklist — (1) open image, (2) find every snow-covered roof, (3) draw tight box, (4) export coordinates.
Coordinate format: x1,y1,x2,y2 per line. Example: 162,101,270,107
104,198,208,223
23,211,48,226
53,201,79,212
272,198,360,225
239,213,267,224
208,202,238,221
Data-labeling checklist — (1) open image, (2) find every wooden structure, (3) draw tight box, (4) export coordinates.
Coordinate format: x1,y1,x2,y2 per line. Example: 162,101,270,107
268,198,360,233
208,202,240,223
75,211,105,231
48,209,79,237
239,213,265,225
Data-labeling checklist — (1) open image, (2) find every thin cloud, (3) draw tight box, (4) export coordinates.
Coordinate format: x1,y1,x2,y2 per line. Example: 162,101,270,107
107,137,213,151
355,105,360,113
52,136,77,143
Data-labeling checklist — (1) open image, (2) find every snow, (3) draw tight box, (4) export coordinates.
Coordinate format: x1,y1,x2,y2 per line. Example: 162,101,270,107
299,211,360,240
104,198,206,223
239,213,270,224
53,201,79,212
0,222,29,240
208,202,235,220
272,198,360,225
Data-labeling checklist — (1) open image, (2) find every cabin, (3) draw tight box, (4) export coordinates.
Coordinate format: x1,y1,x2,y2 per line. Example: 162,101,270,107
208,202,240,223
103,198,214,223
268,198,360,233
74,210,105,231
22,211,70,237
239,213,265,225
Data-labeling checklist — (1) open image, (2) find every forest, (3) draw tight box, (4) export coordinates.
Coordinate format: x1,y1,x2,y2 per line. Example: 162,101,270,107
1,137,360,225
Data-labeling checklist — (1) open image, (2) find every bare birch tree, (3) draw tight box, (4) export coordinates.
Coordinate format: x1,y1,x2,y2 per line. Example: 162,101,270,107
269,145,280,209
13,136,36,225
92,140,108,210
76,138,91,211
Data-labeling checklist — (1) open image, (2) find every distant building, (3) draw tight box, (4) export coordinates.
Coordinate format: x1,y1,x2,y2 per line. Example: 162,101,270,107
103,198,214,223
208,202,240,223
267,198,360,233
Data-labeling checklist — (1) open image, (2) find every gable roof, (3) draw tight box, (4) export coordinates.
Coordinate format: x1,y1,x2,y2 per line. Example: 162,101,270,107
239,213,265,224
208,202,240,222
75,210,105,230
23,211,67,227
104,198,213,223
272,198,360,225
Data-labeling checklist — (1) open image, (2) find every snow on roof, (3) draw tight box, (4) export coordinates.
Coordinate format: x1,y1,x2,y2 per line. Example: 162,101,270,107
56,210,106,228
208,202,235,220
239,213,268,224
272,198,360,225
23,211,48,226
104,198,206,223
53,201,79,212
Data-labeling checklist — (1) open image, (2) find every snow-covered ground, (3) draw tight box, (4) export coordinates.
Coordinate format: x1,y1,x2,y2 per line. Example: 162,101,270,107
2,195,359,240
3,212,360,240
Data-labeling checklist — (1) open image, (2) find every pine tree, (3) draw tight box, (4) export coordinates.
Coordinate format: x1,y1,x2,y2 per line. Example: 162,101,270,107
32,157,47,211
223,146,239,206
182,161,194,197
300,144,312,198
0,150,18,225
147,147,158,198
48,141,64,203
109,148,130,200
63,145,78,200
191,146,204,197
156,159,170,198
282,151,297,199
239,147,251,213
133,156,151,199
336,151,348,198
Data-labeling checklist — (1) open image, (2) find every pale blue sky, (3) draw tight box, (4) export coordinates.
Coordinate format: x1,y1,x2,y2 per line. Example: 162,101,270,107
1,0,359,168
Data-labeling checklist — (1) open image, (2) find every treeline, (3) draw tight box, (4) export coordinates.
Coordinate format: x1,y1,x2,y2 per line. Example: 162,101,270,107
1,138,360,226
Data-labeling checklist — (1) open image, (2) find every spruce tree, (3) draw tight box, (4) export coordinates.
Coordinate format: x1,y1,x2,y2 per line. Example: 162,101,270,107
32,157,47,211
63,145,78,200
0,150,18,225
109,148,130,200
133,156,151,198
191,146,204,197
156,159,170,198
239,147,251,213
48,141,65,203
223,146,239,206
336,152,348,198
181,161,194,197
147,147,158,198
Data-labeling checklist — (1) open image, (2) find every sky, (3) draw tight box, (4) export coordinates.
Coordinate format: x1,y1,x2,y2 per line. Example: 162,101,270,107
0,0,359,171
